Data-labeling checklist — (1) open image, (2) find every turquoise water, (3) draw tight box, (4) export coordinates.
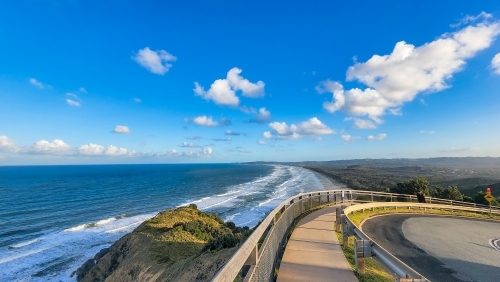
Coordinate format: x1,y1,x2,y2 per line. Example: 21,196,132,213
0,163,323,281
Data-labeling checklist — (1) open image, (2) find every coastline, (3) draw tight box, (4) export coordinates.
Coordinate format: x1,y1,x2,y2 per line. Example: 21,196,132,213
311,170,346,190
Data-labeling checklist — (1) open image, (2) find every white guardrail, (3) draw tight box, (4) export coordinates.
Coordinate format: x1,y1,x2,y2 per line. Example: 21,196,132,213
211,189,500,282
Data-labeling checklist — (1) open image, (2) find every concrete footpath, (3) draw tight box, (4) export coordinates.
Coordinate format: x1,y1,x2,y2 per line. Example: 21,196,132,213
277,206,357,282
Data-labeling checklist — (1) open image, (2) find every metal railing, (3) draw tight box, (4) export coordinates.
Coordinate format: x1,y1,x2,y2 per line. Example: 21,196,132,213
212,189,499,282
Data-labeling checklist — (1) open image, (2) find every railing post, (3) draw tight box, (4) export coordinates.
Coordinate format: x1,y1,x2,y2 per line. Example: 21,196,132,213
327,191,330,203
371,192,374,203
335,207,341,232
354,239,365,274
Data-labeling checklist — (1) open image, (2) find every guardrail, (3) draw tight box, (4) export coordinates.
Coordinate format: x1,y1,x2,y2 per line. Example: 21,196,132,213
212,189,500,282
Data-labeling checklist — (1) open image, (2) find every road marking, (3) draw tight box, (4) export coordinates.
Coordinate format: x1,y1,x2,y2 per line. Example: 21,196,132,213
488,238,500,252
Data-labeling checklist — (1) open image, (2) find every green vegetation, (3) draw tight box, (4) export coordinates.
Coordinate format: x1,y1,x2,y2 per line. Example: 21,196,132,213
137,204,251,263
348,207,500,227
335,231,393,282
298,158,500,201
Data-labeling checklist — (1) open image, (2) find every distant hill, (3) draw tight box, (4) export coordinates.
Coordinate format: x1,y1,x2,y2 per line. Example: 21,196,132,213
291,157,500,192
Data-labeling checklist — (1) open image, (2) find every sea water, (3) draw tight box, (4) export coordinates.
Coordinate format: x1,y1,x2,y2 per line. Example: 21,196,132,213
0,163,326,281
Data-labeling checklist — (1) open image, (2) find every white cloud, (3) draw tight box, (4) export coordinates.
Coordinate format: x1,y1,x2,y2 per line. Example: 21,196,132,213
194,67,265,107
350,118,378,129
240,106,256,114
78,143,105,155
420,130,436,134
180,147,213,157
179,142,200,148
450,11,493,28
66,99,80,106
225,130,240,136
258,140,267,145
492,53,500,74
132,47,177,75
318,17,500,128
367,134,387,141
226,147,252,153
113,125,131,134
104,145,133,156
29,78,45,89
134,98,142,103
263,132,272,139
226,68,265,98
341,134,359,142
0,136,19,152
77,143,134,157
249,107,272,123
79,87,87,93
66,93,81,107
267,117,335,139
30,139,71,154
192,116,218,127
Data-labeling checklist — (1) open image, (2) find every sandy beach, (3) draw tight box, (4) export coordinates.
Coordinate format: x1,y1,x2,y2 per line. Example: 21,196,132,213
312,171,346,190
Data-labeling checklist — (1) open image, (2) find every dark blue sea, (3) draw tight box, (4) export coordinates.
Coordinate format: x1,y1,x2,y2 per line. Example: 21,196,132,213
0,163,324,281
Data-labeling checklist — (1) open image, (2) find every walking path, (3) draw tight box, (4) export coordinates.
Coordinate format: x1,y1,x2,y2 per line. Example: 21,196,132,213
277,206,357,282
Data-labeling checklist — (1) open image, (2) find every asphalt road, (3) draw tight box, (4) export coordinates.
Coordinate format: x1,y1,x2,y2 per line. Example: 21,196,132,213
362,214,500,282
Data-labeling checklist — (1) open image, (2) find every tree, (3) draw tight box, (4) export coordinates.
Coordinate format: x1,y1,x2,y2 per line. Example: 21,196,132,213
474,191,500,206
391,177,429,196
430,186,463,201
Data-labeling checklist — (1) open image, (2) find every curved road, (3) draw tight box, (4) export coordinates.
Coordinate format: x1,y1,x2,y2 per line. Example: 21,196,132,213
362,214,500,282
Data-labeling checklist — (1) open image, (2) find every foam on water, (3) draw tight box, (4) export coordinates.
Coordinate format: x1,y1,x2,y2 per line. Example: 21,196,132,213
0,164,324,281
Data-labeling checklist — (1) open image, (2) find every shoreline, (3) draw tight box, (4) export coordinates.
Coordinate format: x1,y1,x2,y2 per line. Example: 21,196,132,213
311,170,346,190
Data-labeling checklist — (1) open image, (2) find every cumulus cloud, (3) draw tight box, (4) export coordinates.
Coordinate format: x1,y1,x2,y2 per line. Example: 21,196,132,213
249,107,272,123
29,78,45,89
367,134,387,141
191,116,218,127
492,53,500,74
341,134,359,142
266,117,335,140
225,130,240,136
262,131,272,139
113,125,131,134
179,147,213,157
194,67,265,107
258,140,267,145
179,142,200,148
132,47,177,75
187,116,231,127
318,16,500,128
30,139,71,154
77,143,105,155
0,136,19,152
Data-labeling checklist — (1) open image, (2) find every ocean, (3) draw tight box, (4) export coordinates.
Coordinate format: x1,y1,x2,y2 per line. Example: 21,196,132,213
0,163,327,281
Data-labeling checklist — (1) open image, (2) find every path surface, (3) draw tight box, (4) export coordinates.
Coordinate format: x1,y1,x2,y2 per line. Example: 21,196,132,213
363,214,500,282
277,206,357,282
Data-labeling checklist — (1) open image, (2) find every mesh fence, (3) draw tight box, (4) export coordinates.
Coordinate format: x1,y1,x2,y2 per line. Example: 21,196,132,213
249,195,331,282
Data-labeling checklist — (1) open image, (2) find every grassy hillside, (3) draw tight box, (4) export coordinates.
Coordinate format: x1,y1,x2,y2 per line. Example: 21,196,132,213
79,204,250,282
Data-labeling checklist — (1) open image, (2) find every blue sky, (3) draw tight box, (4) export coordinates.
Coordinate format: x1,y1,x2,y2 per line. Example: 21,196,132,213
1,0,500,164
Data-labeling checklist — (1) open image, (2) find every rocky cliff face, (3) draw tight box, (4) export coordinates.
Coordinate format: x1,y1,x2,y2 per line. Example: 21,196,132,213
76,205,248,282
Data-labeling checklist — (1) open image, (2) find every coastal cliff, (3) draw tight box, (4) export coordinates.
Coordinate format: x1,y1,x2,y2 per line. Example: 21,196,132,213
76,205,250,282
